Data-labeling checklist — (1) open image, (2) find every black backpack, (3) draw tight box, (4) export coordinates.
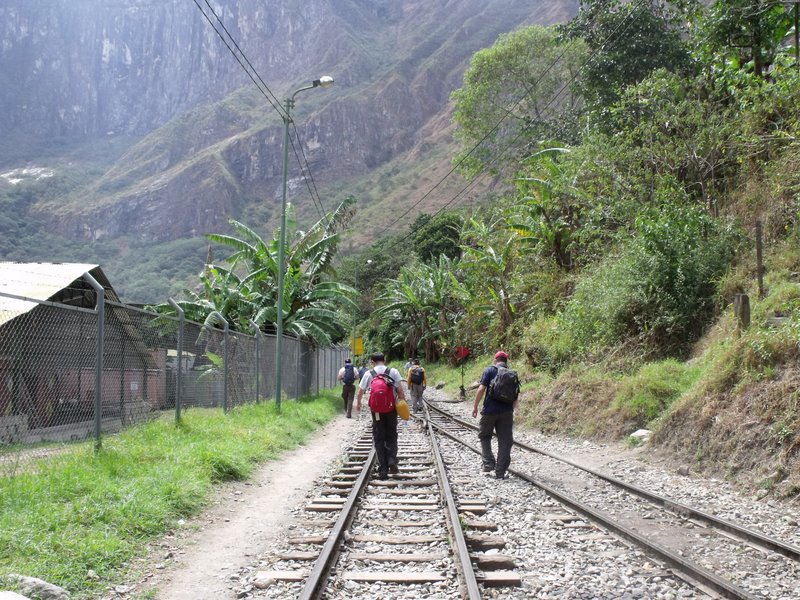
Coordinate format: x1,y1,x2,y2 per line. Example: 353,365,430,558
410,367,424,385
342,364,355,385
488,365,520,404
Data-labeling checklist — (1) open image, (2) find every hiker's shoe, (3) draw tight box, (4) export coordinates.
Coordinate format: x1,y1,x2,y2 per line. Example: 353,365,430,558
388,463,399,474
377,471,389,480
482,466,494,473
495,472,508,480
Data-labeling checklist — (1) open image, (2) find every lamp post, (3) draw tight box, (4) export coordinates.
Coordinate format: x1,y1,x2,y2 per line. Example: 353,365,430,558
275,75,334,411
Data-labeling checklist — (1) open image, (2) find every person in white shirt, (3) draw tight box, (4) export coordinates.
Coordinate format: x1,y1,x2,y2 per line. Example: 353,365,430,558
356,352,407,479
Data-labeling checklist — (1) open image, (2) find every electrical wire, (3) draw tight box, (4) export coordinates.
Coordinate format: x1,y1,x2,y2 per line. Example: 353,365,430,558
194,0,333,229
288,131,329,226
372,0,651,250
191,0,285,118
291,122,332,227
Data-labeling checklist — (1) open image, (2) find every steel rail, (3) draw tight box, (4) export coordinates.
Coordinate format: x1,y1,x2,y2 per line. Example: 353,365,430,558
298,446,376,600
426,401,800,561
424,408,482,600
427,416,757,600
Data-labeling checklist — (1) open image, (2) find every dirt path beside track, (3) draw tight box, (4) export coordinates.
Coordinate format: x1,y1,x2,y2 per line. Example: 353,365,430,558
127,414,364,600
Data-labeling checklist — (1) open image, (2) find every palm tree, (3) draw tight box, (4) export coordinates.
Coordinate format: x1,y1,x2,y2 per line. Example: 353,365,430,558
153,196,357,345
509,145,584,269
375,256,467,361
458,214,519,346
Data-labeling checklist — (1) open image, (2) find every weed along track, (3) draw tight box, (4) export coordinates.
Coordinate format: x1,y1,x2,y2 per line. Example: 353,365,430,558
245,415,521,599
425,399,800,599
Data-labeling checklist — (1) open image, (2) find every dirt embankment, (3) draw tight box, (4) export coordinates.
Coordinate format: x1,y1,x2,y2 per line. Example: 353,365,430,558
523,364,800,498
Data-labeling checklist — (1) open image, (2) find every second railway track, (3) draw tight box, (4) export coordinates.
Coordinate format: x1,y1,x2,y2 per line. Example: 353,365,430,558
426,396,800,599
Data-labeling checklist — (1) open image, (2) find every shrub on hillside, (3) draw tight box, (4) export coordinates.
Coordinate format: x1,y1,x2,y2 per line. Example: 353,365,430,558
555,204,744,360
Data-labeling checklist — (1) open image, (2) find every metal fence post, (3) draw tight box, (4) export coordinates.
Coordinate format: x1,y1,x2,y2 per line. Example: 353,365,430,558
295,336,300,399
169,299,184,423
83,272,105,452
206,311,229,413
223,320,229,413
250,320,260,404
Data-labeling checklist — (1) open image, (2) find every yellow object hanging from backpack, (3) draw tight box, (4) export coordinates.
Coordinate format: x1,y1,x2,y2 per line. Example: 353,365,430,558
395,398,410,420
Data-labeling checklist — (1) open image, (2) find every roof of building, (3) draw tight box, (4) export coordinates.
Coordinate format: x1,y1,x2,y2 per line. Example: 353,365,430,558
0,262,116,327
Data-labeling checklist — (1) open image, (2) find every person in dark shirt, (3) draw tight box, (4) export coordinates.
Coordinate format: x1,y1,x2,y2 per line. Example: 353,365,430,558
337,358,357,418
471,351,516,479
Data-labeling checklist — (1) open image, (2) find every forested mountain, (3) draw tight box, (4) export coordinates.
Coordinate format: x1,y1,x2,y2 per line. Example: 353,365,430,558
0,0,576,301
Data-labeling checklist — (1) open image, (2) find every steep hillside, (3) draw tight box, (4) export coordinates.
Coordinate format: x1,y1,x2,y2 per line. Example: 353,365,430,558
0,0,577,301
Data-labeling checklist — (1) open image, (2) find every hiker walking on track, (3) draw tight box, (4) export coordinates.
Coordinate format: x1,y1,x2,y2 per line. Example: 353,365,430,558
337,358,357,418
471,350,520,480
356,352,408,480
406,358,427,413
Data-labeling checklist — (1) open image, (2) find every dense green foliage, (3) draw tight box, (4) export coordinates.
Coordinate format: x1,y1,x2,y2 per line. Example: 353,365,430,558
450,25,587,177
357,0,800,379
0,394,341,598
559,0,694,117
411,211,463,264
541,204,743,364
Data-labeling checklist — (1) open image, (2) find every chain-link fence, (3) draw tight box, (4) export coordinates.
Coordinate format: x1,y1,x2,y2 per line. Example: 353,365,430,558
0,289,349,478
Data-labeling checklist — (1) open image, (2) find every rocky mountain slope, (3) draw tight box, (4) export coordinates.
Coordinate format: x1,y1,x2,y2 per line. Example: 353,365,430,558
1,0,576,262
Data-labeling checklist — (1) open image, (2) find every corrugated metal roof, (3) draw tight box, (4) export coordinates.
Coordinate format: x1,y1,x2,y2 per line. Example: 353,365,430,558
0,262,104,326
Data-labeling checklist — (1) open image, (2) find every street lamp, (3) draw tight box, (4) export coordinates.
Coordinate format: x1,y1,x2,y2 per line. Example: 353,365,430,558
275,75,334,411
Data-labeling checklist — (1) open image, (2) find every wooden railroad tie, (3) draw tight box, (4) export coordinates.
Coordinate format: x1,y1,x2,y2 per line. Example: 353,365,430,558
466,534,506,550
473,554,517,570
369,478,437,486
352,533,444,544
341,571,448,583
462,518,498,531
477,571,522,587
361,503,439,511
348,552,448,562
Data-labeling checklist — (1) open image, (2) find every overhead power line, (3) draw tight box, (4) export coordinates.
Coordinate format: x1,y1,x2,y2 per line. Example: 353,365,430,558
372,0,650,255
192,0,285,118
193,0,333,229
289,128,329,225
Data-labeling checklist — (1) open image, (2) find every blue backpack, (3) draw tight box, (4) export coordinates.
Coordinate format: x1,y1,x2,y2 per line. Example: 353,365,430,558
342,364,355,384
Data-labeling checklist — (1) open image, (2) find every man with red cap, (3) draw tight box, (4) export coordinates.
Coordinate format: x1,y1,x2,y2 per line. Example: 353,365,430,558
471,350,519,479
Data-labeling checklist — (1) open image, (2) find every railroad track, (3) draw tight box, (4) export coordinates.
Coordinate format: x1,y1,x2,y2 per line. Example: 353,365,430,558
250,413,522,599
425,399,800,600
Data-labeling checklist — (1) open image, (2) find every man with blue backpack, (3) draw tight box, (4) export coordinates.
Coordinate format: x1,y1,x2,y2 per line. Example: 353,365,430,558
337,358,358,418
471,351,520,480
356,352,408,480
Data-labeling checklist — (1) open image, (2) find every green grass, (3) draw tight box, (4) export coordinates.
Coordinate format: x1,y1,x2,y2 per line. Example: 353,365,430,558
424,356,488,393
0,393,340,598
613,359,702,425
